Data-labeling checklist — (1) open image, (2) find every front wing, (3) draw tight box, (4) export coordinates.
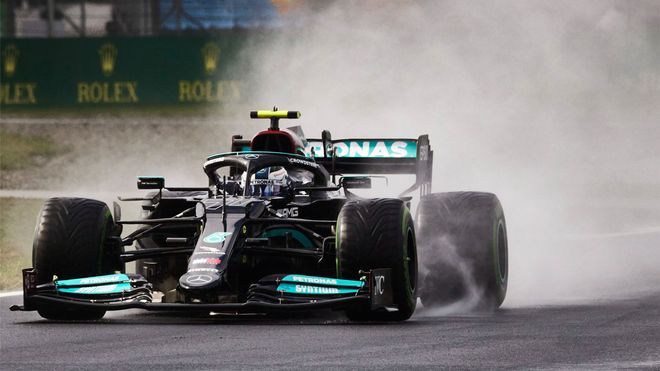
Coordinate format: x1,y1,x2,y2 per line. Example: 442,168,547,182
10,268,394,315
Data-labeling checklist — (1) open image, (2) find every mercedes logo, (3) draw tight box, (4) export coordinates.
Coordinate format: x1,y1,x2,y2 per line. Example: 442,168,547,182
186,274,213,284
244,154,260,159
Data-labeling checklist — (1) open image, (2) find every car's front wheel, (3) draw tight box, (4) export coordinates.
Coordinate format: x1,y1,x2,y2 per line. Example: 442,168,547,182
32,197,122,320
336,198,417,321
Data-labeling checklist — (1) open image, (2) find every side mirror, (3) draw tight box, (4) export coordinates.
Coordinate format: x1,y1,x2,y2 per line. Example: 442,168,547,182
341,176,372,189
195,201,206,219
137,176,165,190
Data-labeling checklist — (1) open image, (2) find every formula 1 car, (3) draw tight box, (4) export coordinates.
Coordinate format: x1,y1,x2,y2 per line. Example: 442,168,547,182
10,110,508,321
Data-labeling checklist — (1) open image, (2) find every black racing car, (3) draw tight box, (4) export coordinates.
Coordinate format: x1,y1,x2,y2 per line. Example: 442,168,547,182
10,110,508,321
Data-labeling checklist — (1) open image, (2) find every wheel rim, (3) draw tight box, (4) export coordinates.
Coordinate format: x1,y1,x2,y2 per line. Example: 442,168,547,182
497,221,507,282
406,228,417,292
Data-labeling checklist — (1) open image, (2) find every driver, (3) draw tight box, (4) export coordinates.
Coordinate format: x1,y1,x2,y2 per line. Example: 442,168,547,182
242,166,314,197
251,166,289,197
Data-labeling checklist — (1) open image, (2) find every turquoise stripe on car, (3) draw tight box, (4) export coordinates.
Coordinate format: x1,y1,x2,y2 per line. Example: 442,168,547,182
57,282,132,295
55,273,130,288
276,283,360,295
281,274,364,288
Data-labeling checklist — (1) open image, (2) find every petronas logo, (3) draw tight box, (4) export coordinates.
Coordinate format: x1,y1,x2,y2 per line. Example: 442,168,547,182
98,43,118,76
3,44,19,78
202,42,220,75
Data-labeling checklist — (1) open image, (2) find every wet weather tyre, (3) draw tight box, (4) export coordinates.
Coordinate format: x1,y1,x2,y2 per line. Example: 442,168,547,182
416,192,508,311
336,199,417,321
32,198,122,320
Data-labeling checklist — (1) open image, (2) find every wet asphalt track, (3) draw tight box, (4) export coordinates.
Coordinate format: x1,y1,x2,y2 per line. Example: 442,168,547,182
1,194,659,369
1,292,659,370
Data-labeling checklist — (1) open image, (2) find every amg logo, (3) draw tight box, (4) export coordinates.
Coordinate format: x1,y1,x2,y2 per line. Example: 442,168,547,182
276,207,299,218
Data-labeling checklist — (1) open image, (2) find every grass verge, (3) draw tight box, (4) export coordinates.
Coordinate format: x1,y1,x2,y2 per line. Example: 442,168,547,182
0,198,44,290
0,129,60,171
1,104,244,119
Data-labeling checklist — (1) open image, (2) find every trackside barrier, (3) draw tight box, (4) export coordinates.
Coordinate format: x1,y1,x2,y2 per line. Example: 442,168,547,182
0,35,259,108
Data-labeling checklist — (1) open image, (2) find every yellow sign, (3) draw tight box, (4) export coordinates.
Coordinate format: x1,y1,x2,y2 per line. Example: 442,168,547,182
3,44,19,78
201,42,221,75
98,44,118,76
77,81,139,103
77,44,137,104
0,83,37,104
178,80,240,102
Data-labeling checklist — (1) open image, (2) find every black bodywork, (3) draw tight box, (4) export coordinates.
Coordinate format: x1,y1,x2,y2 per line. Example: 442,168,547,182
11,129,433,315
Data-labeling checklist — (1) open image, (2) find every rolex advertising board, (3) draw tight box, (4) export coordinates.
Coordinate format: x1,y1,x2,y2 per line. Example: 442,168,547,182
0,36,247,108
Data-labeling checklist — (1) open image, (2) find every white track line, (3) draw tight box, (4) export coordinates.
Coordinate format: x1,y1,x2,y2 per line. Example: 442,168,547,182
0,189,129,200
0,291,23,298
567,227,660,239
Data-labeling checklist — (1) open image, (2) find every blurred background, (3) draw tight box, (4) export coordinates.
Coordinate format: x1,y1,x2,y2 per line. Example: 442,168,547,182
0,0,323,108
1,0,316,36
1,0,659,309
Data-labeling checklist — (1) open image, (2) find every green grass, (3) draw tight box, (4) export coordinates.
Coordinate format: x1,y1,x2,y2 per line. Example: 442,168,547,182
0,104,244,119
0,129,60,171
0,198,44,290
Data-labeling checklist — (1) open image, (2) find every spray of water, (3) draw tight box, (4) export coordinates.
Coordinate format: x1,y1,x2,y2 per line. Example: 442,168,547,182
232,0,660,307
417,235,485,315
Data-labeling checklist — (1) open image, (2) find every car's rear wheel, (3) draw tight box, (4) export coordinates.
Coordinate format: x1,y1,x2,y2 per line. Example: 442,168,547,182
416,192,508,310
32,198,122,320
336,198,417,321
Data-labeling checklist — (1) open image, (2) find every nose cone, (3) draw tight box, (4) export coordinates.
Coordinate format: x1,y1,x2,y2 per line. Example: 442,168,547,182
179,270,222,290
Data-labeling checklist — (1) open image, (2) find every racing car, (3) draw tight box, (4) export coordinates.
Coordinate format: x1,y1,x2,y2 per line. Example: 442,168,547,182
10,110,508,321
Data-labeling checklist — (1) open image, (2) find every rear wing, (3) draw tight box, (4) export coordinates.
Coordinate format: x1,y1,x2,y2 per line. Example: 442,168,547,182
306,135,433,196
